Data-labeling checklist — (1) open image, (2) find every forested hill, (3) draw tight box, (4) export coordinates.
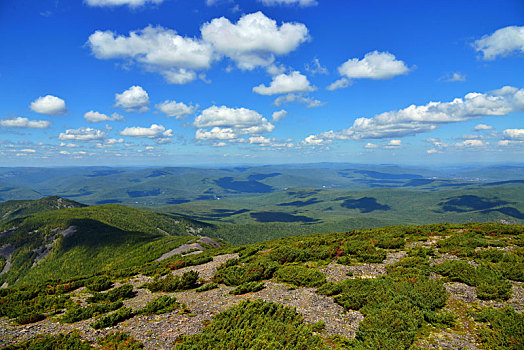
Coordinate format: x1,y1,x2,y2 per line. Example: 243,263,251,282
0,196,86,224
0,204,213,287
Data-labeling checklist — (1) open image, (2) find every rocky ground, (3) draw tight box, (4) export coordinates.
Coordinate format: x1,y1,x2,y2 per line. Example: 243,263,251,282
1,238,522,350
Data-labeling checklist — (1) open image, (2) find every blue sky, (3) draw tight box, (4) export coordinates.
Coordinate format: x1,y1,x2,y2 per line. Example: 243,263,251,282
0,0,523,167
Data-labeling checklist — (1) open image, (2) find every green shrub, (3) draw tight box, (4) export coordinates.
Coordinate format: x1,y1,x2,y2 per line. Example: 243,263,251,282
61,301,123,323
173,299,328,350
144,271,199,292
213,259,277,286
424,310,456,327
98,332,144,349
195,282,218,292
229,281,265,295
85,275,113,292
274,265,326,287
87,284,135,303
91,307,134,329
473,307,523,349
137,295,178,315
386,256,431,277
437,231,489,257
15,312,45,325
407,246,434,258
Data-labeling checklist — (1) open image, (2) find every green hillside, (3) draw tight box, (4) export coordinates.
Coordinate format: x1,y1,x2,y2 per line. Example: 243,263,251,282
0,196,86,223
0,222,522,349
0,204,210,286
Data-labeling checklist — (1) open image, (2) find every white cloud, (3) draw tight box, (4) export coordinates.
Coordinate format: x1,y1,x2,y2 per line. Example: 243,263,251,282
474,25,524,60
426,149,440,154
115,86,150,112
249,136,271,144
84,111,125,122
305,58,328,75
106,138,124,144
335,51,410,83
387,139,401,147
156,100,198,119
88,26,213,84
0,117,50,129
60,142,79,148
120,124,173,143
253,71,315,95
326,78,350,91
456,139,486,147
84,0,163,8
473,123,493,131
503,129,524,140
59,150,70,155
59,127,107,141
29,95,68,115
201,11,309,70
258,0,318,6
273,93,325,108
20,149,36,153
266,63,287,76
364,143,378,149
442,72,466,82
272,110,287,121
301,86,524,143
194,105,274,143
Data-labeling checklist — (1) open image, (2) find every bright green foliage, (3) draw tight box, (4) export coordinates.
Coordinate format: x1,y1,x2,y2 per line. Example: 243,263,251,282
437,231,492,257
433,260,512,300
87,285,135,303
0,196,86,224
320,254,448,349
0,283,72,324
407,246,435,258
137,295,178,315
90,307,134,329
143,271,199,292
229,281,265,295
173,299,329,350
85,275,113,292
274,265,326,287
473,307,523,349
97,332,144,350
195,282,218,292
213,259,277,286
61,301,123,323
3,332,92,350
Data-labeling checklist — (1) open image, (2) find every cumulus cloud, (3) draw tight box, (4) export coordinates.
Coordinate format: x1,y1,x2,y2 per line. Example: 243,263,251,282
156,100,198,119
272,110,287,122
474,25,524,60
503,129,524,140
84,0,163,8
326,78,351,91
253,71,315,95
84,111,125,122
201,11,309,70
455,139,486,147
59,127,107,141
120,124,173,143
115,86,150,112
20,149,36,153
0,117,50,129
386,139,402,148
300,86,524,144
273,93,325,108
364,143,378,149
473,123,493,131
258,0,318,6
29,95,68,116
328,51,410,89
88,26,213,84
194,105,274,143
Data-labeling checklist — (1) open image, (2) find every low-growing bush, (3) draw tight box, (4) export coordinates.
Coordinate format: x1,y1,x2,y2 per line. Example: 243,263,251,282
137,295,178,315
274,265,326,287
144,271,199,292
213,259,277,286
98,332,144,349
91,307,134,329
229,281,265,295
61,301,123,323
173,299,328,349
85,275,113,292
87,284,136,303
473,307,523,349
195,282,218,292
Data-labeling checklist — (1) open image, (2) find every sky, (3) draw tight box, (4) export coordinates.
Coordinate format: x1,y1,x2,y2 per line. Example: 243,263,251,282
0,0,523,167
